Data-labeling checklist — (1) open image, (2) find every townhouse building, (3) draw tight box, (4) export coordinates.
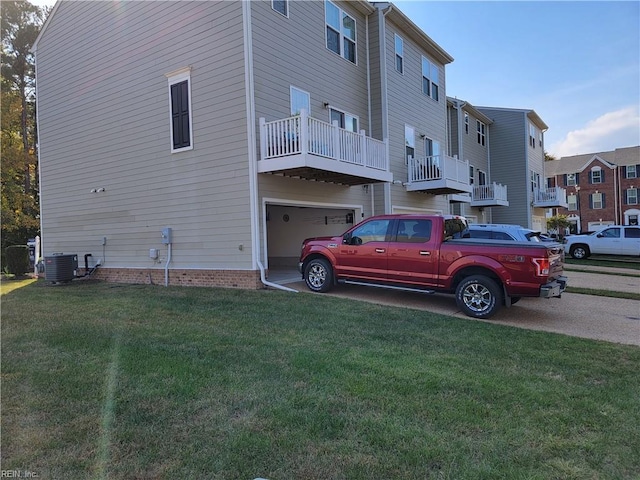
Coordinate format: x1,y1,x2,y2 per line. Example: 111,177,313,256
33,0,477,287
546,146,640,233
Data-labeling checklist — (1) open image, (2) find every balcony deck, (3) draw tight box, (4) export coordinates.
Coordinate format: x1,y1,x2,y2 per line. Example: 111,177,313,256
258,112,392,186
405,155,472,195
533,186,568,208
470,182,509,207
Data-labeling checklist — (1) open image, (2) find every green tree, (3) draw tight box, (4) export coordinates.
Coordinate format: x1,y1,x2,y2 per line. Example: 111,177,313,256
1,0,46,263
547,215,571,240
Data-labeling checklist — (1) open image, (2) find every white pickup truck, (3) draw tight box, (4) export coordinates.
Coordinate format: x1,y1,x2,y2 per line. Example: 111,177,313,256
564,225,640,259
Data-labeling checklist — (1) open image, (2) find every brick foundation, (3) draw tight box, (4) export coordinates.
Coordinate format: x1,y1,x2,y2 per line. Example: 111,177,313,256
79,267,263,289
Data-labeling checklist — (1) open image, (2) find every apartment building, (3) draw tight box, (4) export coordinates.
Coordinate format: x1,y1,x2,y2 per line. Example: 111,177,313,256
33,0,474,287
546,146,640,232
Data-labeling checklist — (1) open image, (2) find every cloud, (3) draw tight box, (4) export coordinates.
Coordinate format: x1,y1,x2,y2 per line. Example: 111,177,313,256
548,105,640,158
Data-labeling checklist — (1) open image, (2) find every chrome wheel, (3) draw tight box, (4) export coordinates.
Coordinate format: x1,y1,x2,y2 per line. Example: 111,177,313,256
304,258,333,293
455,275,502,319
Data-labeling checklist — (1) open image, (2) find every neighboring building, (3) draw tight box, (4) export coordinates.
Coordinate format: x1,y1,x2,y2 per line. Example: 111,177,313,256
32,0,468,287
473,106,567,233
546,146,640,233
447,97,509,224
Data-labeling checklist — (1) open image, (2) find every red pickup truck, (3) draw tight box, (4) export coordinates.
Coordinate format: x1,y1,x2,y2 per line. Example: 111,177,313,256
298,214,567,319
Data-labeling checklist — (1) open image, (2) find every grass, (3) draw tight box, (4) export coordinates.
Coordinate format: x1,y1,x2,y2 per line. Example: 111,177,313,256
565,256,640,271
2,279,640,479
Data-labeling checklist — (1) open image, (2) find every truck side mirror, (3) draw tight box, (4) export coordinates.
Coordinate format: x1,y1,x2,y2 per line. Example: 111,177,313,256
343,233,352,244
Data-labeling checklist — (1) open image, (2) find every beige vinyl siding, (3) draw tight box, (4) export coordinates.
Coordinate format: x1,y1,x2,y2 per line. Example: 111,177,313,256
37,1,253,269
383,19,450,214
463,111,490,175
251,0,372,134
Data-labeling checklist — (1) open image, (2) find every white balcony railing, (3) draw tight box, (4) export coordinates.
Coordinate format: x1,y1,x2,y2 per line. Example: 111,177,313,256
534,186,568,207
259,110,388,171
473,183,508,203
407,155,469,184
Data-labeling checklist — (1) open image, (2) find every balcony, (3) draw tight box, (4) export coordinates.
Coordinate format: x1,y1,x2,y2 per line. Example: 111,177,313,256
405,155,472,195
533,186,568,208
470,182,509,207
258,111,392,186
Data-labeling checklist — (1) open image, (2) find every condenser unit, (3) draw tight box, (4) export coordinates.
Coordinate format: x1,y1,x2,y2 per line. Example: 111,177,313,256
44,254,78,282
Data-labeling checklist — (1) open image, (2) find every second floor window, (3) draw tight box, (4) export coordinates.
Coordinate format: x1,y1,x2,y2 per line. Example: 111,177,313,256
394,34,404,73
464,112,469,134
290,86,310,116
330,108,358,132
478,170,487,186
568,194,578,211
626,188,638,205
421,56,439,100
325,1,356,64
476,121,486,146
405,125,415,164
167,68,193,152
591,192,604,209
469,165,474,185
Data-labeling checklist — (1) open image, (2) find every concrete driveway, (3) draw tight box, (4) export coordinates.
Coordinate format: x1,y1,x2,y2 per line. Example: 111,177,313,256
284,267,640,347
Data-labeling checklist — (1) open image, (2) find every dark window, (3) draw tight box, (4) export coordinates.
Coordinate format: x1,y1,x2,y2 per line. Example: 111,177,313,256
396,219,432,243
624,227,640,238
272,0,288,16
171,80,190,150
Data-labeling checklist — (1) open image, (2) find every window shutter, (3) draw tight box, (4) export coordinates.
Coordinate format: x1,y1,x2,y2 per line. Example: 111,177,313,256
589,194,593,209
575,172,579,185
602,193,606,209
563,174,567,186
624,190,629,205
588,171,592,184
171,80,190,149
601,170,605,182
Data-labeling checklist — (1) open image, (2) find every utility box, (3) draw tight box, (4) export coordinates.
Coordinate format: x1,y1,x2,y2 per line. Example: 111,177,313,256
44,254,78,282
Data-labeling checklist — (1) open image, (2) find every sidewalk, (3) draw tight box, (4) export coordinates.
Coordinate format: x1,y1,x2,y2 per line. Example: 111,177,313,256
564,264,639,294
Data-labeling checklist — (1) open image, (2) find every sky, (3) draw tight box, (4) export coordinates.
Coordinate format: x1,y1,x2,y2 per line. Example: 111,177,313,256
29,0,640,159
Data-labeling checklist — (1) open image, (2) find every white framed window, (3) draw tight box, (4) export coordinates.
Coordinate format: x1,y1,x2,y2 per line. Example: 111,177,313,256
325,0,356,64
591,192,603,209
529,123,537,148
530,170,540,192
627,188,638,205
405,125,415,165
568,194,578,211
464,112,469,134
272,0,288,17
591,167,603,184
469,165,474,185
425,137,440,159
566,173,576,186
421,56,439,100
166,67,193,153
290,86,310,116
478,169,487,186
626,165,637,179
476,120,486,146
394,34,404,74
329,107,358,132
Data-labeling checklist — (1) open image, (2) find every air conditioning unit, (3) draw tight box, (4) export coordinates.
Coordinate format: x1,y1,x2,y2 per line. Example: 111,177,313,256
44,254,78,282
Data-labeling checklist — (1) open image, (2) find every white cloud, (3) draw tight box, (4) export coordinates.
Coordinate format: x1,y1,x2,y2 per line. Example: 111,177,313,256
548,105,640,158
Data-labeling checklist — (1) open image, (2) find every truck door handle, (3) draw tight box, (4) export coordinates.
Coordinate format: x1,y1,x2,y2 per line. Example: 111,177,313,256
375,248,386,253
420,251,431,256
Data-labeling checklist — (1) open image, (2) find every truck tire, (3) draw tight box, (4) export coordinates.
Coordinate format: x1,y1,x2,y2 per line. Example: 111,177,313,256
304,258,333,293
455,275,503,319
569,244,590,259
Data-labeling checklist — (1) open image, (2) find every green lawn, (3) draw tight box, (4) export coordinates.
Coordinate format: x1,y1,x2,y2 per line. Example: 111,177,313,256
2,279,639,479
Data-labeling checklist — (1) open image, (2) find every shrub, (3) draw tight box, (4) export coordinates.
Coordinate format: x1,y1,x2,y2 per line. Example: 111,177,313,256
5,245,30,275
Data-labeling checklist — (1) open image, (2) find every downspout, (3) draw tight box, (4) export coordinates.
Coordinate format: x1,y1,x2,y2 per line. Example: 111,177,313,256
381,6,392,214
242,1,296,293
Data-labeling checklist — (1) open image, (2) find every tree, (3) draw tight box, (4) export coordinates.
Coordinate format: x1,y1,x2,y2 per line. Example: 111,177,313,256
547,215,571,240
1,1,46,264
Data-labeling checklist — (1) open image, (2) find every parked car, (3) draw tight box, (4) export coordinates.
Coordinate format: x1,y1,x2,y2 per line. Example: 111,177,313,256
563,225,640,259
299,214,567,319
466,224,544,242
